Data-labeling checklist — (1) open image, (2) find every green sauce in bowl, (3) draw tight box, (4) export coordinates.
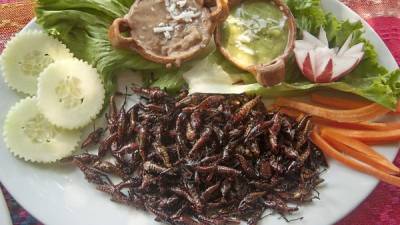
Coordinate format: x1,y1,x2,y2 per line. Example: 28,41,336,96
221,0,289,67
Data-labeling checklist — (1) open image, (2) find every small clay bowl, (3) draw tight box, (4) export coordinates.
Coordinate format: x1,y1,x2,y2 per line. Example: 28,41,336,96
215,0,296,86
109,0,229,68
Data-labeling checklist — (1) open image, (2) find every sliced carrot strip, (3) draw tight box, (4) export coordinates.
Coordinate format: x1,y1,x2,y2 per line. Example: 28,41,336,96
275,98,390,123
311,131,400,187
321,131,386,160
313,117,400,131
320,126,400,144
321,132,399,175
346,122,400,131
311,93,370,109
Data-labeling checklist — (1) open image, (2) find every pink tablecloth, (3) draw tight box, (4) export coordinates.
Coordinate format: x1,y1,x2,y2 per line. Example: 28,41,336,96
0,0,400,225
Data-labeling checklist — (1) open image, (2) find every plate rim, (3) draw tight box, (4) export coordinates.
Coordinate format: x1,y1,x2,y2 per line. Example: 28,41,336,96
319,1,399,223
0,0,399,225
0,190,12,225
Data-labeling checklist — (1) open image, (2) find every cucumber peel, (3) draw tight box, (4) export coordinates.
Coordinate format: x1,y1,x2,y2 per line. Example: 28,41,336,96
3,97,81,163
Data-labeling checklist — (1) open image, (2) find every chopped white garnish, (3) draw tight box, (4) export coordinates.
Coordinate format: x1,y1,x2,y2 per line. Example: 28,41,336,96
153,26,174,33
172,10,201,22
165,0,201,22
236,42,255,55
177,0,187,8
168,2,177,14
154,24,175,40
160,0,201,40
164,31,172,39
237,34,251,43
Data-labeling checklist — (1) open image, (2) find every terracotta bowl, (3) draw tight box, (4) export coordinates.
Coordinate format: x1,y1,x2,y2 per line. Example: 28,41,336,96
109,0,229,68
215,0,296,86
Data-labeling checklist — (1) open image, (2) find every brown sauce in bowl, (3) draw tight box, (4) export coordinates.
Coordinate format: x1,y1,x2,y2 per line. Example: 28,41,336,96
109,0,228,67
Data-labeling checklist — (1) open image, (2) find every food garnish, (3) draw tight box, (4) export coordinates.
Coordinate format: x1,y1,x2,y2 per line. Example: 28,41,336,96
70,87,327,224
182,56,259,94
37,59,105,130
36,0,400,110
3,97,81,163
321,131,399,175
109,0,228,67
310,92,370,109
272,94,400,187
1,31,73,95
215,0,296,86
275,97,390,123
294,28,364,83
320,126,400,145
0,0,398,222
311,131,400,187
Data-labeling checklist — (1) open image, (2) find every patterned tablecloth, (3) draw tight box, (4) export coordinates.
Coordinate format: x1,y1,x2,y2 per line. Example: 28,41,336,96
0,0,400,225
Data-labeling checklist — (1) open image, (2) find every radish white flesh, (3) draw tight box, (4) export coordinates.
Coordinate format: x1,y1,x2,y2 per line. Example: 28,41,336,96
294,28,364,83
314,48,334,76
318,27,329,47
344,43,364,57
332,56,360,80
303,31,325,47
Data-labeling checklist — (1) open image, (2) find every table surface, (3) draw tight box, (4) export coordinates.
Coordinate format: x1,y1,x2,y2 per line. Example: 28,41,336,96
1,0,400,225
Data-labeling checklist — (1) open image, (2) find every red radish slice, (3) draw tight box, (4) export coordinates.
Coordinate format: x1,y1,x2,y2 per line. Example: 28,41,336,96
316,59,333,83
302,54,314,81
294,27,364,83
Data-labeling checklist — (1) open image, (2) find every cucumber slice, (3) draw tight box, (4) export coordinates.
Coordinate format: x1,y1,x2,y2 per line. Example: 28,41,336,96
1,31,73,95
37,59,105,129
3,97,81,163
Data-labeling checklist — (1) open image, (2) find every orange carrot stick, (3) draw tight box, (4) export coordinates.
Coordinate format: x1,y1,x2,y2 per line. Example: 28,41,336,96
311,131,400,187
311,93,370,109
321,131,386,160
275,98,390,123
320,126,400,144
313,117,400,131
321,132,399,175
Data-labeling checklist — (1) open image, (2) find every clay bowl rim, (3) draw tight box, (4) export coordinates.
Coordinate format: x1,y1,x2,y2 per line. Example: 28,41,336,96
214,0,297,82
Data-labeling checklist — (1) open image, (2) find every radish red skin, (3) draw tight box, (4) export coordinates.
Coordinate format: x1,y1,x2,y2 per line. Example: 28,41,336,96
315,59,333,83
303,53,316,82
294,29,364,84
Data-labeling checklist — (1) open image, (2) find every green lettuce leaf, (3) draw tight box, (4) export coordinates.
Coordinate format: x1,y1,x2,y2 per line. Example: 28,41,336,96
183,52,400,110
285,0,326,34
149,70,187,94
36,0,400,109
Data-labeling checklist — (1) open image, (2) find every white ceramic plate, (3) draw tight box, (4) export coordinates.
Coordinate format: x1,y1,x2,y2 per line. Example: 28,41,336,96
0,0,399,225
0,191,12,225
